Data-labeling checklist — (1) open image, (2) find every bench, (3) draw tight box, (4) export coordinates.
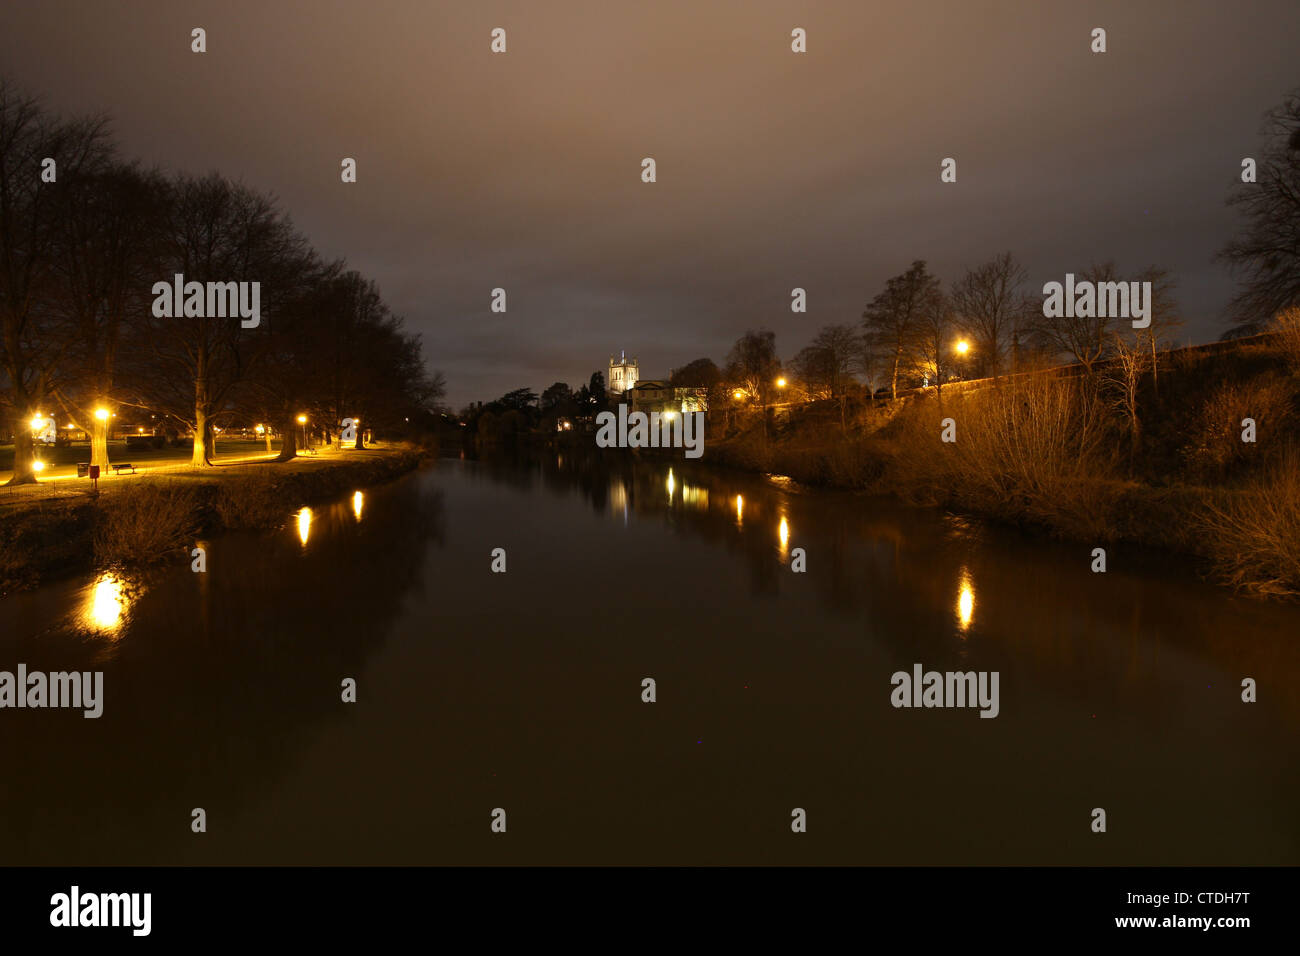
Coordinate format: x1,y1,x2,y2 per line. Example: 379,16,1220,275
300,447,318,456
112,463,136,474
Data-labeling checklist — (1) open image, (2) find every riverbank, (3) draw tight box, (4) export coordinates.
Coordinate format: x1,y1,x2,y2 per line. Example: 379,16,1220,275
0,446,425,593
705,344,1300,599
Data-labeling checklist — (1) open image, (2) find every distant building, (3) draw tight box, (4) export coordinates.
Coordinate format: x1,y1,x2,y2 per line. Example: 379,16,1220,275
608,350,639,395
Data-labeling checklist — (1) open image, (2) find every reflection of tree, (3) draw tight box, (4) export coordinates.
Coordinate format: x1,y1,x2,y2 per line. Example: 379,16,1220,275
0,473,444,863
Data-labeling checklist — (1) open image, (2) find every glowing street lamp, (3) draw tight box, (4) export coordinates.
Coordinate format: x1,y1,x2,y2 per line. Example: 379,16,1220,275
296,414,307,424
32,460,45,472
94,408,109,421
776,377,787,388
30,414,45,430
733,389,745,401
954,340,971,356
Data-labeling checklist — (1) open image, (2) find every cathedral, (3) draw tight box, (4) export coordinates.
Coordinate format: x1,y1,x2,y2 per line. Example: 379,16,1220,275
608,350,639,395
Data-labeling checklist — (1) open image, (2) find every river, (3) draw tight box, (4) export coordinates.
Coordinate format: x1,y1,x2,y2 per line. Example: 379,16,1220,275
1,452,1298,864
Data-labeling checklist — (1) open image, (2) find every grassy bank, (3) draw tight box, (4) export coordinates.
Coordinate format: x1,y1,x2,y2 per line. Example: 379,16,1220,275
707,339,1300,599
0,447,424,593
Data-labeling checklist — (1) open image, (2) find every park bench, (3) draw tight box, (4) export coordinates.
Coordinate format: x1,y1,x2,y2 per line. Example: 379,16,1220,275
112,463,136,474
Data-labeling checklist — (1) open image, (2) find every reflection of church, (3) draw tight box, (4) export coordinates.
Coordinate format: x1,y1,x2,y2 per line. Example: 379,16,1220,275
608,350,639,395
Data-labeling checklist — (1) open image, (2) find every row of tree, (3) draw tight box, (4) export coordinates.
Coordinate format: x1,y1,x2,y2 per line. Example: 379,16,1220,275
0,79,443,483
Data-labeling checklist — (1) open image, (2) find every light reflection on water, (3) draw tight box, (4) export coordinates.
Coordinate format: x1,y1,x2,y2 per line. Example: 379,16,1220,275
957,566,976,633
80,572,131,635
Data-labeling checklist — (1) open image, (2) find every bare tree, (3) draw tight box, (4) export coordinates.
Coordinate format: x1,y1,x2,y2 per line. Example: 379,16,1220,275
862,260,938,399
1031,261,1122,385
726,329,779,407
1103,330,1149,457
135,173,310,465
950,251,1033,380
50,162,166,471
1221,87,1300,332
0,81,111,483
1134,266,1182,395
911,289,956,398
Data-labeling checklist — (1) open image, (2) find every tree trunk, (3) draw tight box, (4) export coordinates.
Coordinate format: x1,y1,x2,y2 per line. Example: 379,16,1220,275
264,431,273,453
191,406,209,466
354,427,366,450
205,420,216,463
6,429,38,485
275,416,298,461
91,418,110,471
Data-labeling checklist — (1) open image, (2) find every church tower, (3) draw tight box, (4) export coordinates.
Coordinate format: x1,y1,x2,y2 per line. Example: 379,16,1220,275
608,350,638,396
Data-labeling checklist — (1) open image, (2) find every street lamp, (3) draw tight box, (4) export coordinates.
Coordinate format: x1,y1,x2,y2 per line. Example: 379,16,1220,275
95,408,109,421
776,377,787,388
955,340,970,356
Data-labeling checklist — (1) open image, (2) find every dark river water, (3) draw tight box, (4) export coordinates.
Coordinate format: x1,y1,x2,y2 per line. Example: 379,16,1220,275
2,452,1298,865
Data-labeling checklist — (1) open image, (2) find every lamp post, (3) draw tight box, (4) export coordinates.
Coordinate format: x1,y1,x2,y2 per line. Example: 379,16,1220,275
296,414,307,453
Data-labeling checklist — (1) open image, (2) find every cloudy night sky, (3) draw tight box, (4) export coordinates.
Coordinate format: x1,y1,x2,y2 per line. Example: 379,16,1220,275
2,0,1297,406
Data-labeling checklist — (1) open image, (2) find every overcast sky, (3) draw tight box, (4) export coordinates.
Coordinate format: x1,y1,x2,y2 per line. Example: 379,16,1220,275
2,0,1297,406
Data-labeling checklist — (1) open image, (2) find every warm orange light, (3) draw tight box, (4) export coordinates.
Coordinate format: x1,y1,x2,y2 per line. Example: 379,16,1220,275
296,414,307,424
957,567,976,633
733,389,744,400
94,408,109,421
776,377,787,388
955,340,971,356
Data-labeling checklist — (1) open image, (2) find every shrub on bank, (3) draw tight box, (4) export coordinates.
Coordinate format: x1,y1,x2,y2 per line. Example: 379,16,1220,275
92,481,203,567
1199,451,1300,598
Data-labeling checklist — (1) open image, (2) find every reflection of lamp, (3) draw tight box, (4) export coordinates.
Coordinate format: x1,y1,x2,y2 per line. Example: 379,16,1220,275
956,567,975,633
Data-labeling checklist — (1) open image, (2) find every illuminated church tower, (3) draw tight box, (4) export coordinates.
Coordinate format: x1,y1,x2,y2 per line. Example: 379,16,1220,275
608,350,638,396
